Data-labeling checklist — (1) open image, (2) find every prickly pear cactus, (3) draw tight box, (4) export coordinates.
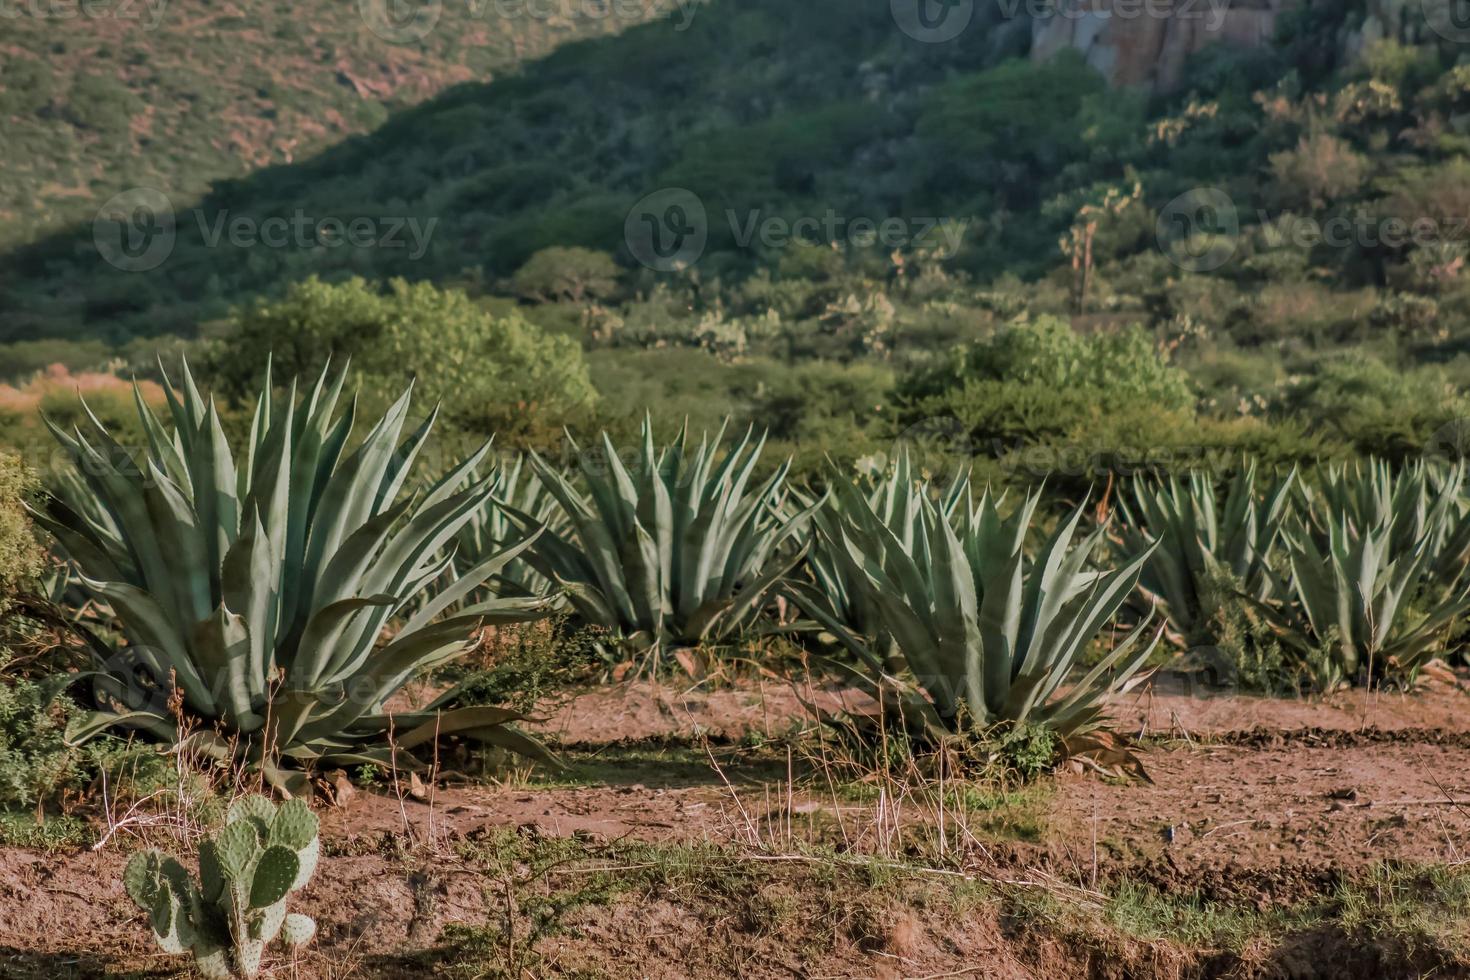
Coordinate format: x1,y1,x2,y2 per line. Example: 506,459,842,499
123,794,320,978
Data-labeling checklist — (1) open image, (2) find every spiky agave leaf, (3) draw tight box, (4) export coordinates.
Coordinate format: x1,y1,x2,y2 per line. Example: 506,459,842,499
1298,458,1470,597
509,416,814,666
450,452,567,600
1263,487,1470,686
1115,463,1295,639
802,477,1160,745
34,359,558,788
785,447,969,665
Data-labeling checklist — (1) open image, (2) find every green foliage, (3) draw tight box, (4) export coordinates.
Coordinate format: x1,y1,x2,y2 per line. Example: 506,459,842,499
449,455,566,602
437,617,605,715
124,795,320,978
901,317,1194,447
60,73,143,136
799,477,1160,745
36,361,558,795
0,662,81,811
0,453,41,606
1259,461,1470,686
0,58,54,117
789,449,969,665
511,247,622,304
210,277,597,440
917,51,1107,208
1284,357,1470,460
1267,133,1367,210
1193,566,1300,693
1117,465,1296,639
516,418,814,666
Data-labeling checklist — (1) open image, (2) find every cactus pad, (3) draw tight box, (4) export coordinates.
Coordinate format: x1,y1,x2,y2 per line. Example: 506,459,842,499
195,947,232,980
235,937,264,978
291,836,320,891
280,912,317,949
198,840,226,904
249,846,300,909
251,901,287,944
148,880,187,955
215,820,261,880
122,790,322,977
269,798,318,851
123,849,163,909
229,794,276,827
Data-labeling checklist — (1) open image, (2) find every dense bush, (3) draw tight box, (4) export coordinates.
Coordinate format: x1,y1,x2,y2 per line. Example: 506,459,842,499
899,317,1194,448
209,277,597,441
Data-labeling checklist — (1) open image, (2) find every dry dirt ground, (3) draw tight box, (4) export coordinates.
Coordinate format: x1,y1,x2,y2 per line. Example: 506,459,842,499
5,674,1470,979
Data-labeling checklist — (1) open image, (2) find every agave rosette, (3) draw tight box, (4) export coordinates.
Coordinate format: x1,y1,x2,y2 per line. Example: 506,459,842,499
511,417,814,665
801,476,1160,744
1116,463,1295,639
34,361,556,794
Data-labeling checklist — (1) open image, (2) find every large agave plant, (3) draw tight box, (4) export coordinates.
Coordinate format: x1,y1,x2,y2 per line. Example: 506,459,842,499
1116,464,1295,640
1299,459,1470,589
1263,472,1470,686
33,362,557,795
511,418,813,666
790,450,969,663
801,478,1160,744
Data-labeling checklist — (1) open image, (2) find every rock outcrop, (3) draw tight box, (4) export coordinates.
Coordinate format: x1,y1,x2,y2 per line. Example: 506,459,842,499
1031,1,1460,93
1030,0,1294,93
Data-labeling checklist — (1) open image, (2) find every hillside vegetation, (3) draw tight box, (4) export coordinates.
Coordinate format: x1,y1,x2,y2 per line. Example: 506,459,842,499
5,1,1470,478
0,0,665,249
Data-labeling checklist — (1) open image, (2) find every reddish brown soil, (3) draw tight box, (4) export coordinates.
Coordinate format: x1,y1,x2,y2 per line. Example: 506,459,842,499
6,674,1470,978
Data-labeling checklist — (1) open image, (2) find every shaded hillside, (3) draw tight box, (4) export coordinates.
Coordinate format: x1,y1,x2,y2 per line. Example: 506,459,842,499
0,0,666,250
0,0,1035,342
0,0,1452,351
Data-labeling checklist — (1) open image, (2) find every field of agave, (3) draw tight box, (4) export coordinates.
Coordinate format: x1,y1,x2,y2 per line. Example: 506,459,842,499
11,361,1470,978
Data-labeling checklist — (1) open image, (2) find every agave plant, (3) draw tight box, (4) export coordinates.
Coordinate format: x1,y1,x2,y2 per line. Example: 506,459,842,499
1115,464,1295,640
1299,459,1470,590
800,477,1160,744
511,418,813,667
789,450,969,664
447,454,566,601
1262,475,1470,686
33,362,557,795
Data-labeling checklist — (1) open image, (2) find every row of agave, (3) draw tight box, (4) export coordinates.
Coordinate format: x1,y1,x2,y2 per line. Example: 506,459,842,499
1120,460,1470,687
29,361,1470,799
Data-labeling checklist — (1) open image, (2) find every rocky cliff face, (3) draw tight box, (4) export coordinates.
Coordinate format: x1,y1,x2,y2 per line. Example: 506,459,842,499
1031,1,1456,93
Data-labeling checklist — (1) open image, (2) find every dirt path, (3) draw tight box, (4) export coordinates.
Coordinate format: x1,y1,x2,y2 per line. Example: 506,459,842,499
6,676,1470,978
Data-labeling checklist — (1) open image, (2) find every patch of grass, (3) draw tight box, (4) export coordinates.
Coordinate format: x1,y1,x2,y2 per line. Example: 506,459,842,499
1335,864,1470,956
1102,879,1303,950
0,811,93,849
1002,862,1470,965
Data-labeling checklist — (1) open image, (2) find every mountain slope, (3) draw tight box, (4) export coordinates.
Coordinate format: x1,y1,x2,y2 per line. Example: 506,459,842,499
0,0,664,249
